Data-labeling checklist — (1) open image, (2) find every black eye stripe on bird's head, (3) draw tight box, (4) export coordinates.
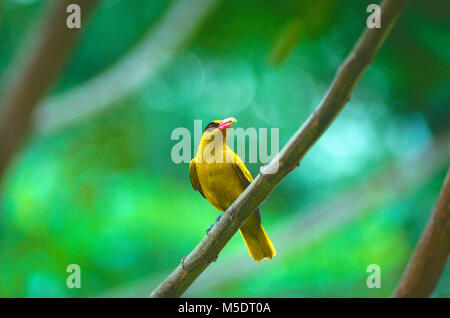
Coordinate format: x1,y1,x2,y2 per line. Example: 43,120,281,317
203,121,219,132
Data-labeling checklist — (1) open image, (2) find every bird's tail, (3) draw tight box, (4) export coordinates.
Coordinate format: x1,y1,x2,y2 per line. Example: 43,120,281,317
239,210,276,262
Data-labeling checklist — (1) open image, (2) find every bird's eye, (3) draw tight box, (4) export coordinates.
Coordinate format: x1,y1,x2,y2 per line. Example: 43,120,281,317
204,122,219,132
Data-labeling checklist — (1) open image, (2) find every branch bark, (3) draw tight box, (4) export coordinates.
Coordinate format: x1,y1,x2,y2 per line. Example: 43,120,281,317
150,0,409,298
0,0,100,183
393,166,450,298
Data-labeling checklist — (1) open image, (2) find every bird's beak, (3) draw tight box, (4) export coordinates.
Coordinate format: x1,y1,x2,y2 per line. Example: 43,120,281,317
217,117,237,130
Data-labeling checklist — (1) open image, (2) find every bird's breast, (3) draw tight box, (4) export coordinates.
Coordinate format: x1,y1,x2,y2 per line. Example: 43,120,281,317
195,162,245,212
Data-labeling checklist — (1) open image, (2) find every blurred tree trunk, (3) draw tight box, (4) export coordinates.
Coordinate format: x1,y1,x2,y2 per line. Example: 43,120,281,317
0,0,99,184
393,166,450,297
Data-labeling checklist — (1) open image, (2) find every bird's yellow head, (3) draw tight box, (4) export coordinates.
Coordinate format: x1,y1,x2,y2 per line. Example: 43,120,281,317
196,118,237,162
202,117,237,141
204,117,237,132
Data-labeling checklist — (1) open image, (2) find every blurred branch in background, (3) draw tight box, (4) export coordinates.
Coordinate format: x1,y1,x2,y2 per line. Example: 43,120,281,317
33,0,221,135
100,132,449,297
0,0,100,184
150,0,409,298
393,165,450,298
268,18,303,66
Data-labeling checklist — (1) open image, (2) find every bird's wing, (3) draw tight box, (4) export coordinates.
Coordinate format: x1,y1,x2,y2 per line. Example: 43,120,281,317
189,158,206,199
232,155,253,188
232,156,262,221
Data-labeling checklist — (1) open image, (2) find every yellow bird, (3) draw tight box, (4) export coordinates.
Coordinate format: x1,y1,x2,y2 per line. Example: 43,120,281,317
189,117,276,262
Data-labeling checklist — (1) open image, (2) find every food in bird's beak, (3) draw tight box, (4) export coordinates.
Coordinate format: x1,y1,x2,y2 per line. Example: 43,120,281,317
217,117,237,130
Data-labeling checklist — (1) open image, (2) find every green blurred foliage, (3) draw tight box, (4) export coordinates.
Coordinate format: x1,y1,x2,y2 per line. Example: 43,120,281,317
0,0,448,297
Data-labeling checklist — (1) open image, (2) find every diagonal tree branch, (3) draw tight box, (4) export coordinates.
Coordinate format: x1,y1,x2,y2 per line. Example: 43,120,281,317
98,132,449,297
186,134,450,297
0,0,100,183
393,166,450,298
150,0,409,298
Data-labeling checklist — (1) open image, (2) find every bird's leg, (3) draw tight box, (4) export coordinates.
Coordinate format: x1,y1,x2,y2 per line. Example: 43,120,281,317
206,213,224,235
206,223,214,235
